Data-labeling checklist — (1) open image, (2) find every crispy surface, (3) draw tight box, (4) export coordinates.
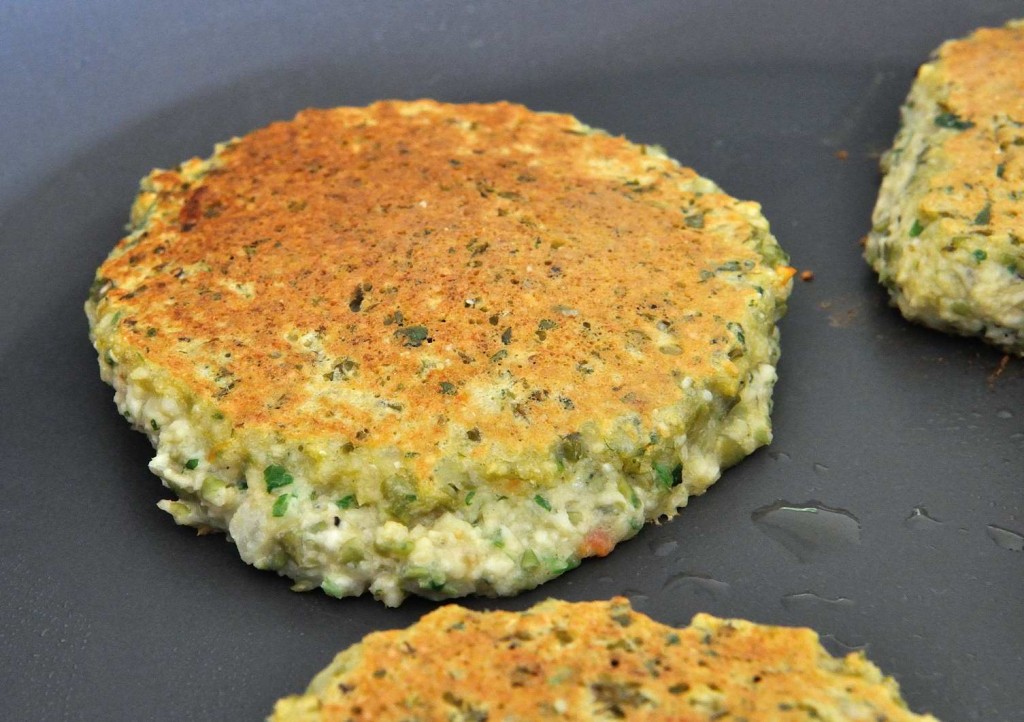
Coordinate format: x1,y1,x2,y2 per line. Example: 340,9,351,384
866,21,1024,353
915,21,1024,250
94,100,787,478
270,598,939,721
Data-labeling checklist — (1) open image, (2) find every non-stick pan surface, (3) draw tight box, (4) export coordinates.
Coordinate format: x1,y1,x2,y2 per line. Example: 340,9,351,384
1,2,1021,719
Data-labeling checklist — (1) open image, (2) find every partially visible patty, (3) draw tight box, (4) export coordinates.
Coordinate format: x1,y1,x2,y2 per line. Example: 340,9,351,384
866,20,1024,354
269,597,940,721
86,100,792,605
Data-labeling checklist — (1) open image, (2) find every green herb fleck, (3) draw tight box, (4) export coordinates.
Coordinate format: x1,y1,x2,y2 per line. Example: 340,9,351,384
184,458,199,470
439,381,457,395
556,432,585,463
150,419,160,431
465,490,476,505
501,327,513,345
272,493,294,517
264,464,294,491
909,219,924,237
538,319,557,330
997,163,1006,179
683,212,705,229
973,249,988,262
534,494,552,511
146,327,157,337
610,610,634,627
466,428,481,442
325,357,359,381
973,202,992,226
934,112,974,130
336,495,356,509
395,325,428,347
490,349,508,363
653,462,682,489
666,633,681,646
591,680,650,716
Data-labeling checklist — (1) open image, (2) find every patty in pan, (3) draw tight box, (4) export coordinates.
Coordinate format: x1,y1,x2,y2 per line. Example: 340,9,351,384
270,597,939,721
86,100,793,605
866,20,1024,354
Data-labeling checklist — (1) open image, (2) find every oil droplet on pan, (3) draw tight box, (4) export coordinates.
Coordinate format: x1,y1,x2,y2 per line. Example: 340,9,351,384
751,500,861,562
996,408,1013,419
812,462,830,475
986,525,1024,552
781,592,854,612
904,506,943,530
622,588,650,606
821,633,866,655
649,539,679,558
661,572,730,600
769,451,791,462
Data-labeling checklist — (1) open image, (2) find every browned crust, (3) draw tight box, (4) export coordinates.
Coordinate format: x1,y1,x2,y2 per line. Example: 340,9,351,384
921,21,1024,241
939,22,1024,121
270,598,938,721
94,100,789,481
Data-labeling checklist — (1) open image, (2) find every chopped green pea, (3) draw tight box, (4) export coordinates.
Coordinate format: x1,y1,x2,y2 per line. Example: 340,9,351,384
521,549,540,570
272,493,294,517
184,458,199,470
321,578,346,598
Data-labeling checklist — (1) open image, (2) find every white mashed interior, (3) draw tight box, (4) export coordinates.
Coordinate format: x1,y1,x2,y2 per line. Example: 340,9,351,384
102,349,776,607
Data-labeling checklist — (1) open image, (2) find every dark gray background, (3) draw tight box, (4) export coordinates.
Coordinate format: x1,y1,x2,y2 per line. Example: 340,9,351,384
1,2,1021,719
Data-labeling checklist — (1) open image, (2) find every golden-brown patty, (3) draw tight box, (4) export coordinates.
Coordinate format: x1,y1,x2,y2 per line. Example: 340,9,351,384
270,598,939,721
866,20,1024,352
87,101,792,604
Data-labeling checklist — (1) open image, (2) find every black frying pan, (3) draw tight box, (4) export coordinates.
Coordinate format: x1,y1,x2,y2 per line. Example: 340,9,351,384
1,2,1021,719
